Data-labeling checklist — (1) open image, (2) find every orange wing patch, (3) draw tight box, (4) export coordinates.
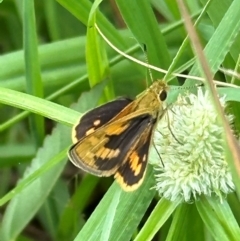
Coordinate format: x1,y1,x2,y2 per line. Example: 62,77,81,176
96,147,121,160
129,151,142,176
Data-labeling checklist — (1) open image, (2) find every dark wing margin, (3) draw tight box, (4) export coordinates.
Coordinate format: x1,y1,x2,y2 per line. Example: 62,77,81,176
72,98,132,143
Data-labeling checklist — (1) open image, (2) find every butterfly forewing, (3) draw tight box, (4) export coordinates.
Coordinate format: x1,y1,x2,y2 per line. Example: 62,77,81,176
72,98,133,143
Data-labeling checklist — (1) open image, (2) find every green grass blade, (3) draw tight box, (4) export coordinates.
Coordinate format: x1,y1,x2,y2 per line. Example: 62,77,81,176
165,204,204,241
116,0,171,80
74,168,156,241
57,0,127,48
0,124,70,241
196,196,240,241
134,198,180,241
23,0,44,146
86,1,115,101
0,87,77,126
186,0,240,85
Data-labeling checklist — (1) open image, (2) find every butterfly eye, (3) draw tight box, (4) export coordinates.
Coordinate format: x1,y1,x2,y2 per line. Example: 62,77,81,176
159,90,167,101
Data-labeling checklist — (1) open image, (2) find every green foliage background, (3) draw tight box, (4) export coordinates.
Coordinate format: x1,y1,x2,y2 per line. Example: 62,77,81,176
0,0,239,241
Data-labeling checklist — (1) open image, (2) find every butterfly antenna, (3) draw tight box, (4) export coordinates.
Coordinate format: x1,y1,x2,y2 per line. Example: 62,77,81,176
143,44,154,84
95,24,239,89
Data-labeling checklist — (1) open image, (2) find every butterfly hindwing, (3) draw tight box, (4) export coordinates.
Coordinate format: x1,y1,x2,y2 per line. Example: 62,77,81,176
114,121,155,191
72,98,133,143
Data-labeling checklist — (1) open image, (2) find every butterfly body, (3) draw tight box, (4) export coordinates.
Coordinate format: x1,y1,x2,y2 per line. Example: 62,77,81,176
68,80,168,191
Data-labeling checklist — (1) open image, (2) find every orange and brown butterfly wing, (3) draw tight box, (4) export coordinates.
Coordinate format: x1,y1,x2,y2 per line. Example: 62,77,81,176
72,98,133,143
68,97,158,191
68,112,156,183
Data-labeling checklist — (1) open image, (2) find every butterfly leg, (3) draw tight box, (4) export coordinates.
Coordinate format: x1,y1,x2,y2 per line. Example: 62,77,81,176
166,108,183,145
152,141,164,167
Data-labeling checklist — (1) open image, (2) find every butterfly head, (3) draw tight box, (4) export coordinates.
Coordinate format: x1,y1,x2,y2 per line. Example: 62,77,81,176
149,80,168,103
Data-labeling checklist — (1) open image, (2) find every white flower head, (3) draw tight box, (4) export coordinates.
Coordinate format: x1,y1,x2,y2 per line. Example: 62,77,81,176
149,88,235,202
